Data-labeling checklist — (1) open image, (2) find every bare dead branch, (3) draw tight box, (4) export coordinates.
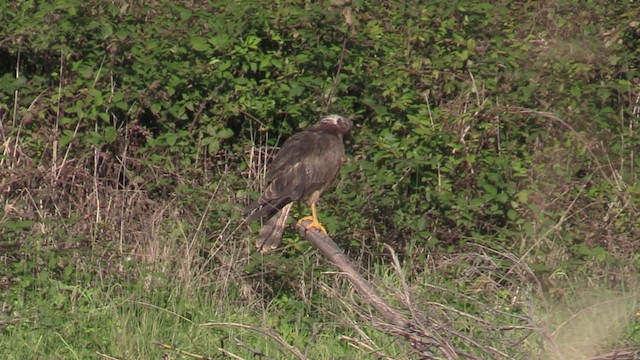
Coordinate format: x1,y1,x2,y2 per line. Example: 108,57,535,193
297,221,460,360
588,346,640,360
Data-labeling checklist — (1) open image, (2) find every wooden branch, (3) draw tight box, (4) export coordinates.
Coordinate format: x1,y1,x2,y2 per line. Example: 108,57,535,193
588,346,640,360
297,221,459,360
296,222,409,328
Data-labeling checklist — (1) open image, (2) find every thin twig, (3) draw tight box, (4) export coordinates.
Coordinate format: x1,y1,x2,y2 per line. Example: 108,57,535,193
199,322,307,360
325,37,349,114
95,352,121,360
152,341,212,359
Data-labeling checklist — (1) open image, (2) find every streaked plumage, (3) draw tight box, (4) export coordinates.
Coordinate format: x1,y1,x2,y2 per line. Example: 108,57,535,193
244,115,352,252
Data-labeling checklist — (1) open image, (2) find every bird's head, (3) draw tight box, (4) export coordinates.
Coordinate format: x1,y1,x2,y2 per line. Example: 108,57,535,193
311,114,353,135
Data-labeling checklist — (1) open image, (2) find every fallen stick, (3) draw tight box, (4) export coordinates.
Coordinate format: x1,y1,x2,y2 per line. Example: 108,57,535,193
296,221,459,360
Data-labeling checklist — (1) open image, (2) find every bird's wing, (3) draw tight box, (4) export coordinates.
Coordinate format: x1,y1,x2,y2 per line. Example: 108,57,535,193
244,131,317,221
263,131,317,183
243,160,306,223
244,131,344,222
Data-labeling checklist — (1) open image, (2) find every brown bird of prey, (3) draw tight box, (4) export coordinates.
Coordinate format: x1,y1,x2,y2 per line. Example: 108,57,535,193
243,114,352,252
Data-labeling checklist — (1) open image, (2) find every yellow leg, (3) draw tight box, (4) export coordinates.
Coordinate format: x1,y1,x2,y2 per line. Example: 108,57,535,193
297,192,327,234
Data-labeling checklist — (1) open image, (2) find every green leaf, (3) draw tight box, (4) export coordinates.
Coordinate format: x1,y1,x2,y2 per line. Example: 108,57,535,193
150,103,161,114
165,133,178,147
190,37,210,52
469,198,484,209
104,126,117,143
60,129,76,147
208,139,220,153
481,182,498,196
218,128,234,139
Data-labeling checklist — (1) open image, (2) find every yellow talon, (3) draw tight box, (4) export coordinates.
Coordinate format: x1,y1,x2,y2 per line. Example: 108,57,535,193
298,216,327,234
297,196,327,234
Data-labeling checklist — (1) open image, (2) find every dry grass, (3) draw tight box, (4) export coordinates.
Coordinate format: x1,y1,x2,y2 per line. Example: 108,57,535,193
306,241,638,359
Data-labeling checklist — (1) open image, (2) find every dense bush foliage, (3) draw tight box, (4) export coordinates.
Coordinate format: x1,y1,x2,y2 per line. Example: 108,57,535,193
1,0,638,358
3,1,637,251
